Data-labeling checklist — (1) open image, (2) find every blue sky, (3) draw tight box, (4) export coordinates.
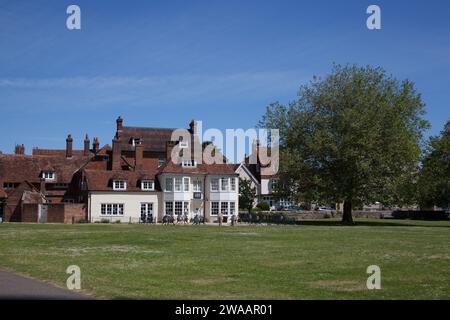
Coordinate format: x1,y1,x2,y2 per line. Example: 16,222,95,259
0,0,449,157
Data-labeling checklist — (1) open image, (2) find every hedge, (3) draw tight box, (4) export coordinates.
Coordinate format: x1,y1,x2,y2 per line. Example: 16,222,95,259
392,210,449,220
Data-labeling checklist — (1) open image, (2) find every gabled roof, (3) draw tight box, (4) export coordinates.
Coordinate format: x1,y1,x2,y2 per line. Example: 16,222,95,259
0,153,90,184
235,162,260,186
119,127,175,152
83,169,159,191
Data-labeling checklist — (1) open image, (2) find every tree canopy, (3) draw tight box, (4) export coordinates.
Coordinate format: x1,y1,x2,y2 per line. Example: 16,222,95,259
418,120,450,209
259,64,429,223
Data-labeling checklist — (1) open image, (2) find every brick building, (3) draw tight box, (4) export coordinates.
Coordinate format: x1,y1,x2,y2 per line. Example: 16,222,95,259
0,117,239,223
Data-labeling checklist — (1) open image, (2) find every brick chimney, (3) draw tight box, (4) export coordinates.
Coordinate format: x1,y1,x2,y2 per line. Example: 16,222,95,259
93,137,100,154
84,134,90,156
112,135,121,170
135,141,144,171
66,134,73,158
116,116,123,138
14,144,25,155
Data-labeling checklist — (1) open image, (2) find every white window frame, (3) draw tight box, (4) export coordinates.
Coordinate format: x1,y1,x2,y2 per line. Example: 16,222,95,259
42,171,55,180
141,203,154,215
175,201,183,215
193,180,202,192
141,180,154,191
165,178,173,192
113,180,127,191
221,177,229,191
230,202,236,215
165,201,173,215
183,177,190,192
181,160,197,167
230,177,236,191
174,177,182,192
165,201,190,216
211,178,219,192
220,202,229,215
211,201,219,216
101,203,124,216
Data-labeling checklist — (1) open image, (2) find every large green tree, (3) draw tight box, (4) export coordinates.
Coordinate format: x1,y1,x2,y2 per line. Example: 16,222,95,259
259,64,429,224
418,120,450,209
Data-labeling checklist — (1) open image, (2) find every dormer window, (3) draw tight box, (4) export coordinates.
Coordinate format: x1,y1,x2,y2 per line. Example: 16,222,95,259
42,171,55,180
3,182,14,189
131,137,142,146
141,180,154,191
113,180,127,191
181,160,197,167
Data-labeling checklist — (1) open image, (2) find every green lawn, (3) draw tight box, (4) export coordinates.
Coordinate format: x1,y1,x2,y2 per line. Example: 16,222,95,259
0,219,449,299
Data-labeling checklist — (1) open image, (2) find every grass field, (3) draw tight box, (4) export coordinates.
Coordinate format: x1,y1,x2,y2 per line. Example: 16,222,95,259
0,219,449,299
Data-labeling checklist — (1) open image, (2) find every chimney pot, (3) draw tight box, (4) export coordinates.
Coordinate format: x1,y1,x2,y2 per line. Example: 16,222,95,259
84,134,90,156
93,137,100,154
66,134,73,158
116,116,123,136
14,144,25,155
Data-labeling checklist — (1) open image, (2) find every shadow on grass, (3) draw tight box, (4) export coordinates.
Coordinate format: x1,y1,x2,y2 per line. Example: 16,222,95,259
294,218,450,228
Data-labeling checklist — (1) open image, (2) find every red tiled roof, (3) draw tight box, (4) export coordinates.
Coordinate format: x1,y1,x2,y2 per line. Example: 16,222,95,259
0,154,89,184
83,169,158,191
119,127,175,152
32,148,88,157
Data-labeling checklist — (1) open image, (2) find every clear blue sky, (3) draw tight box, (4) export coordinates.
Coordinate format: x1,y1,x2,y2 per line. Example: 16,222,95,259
0,0,449,155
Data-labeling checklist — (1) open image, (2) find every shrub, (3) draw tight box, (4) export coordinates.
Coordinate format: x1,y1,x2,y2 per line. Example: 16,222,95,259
100,218,111,223
113,220,121,224
256,202,270,211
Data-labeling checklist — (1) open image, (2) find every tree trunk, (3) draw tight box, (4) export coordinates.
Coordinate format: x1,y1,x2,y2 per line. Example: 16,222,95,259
342,199,354,225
